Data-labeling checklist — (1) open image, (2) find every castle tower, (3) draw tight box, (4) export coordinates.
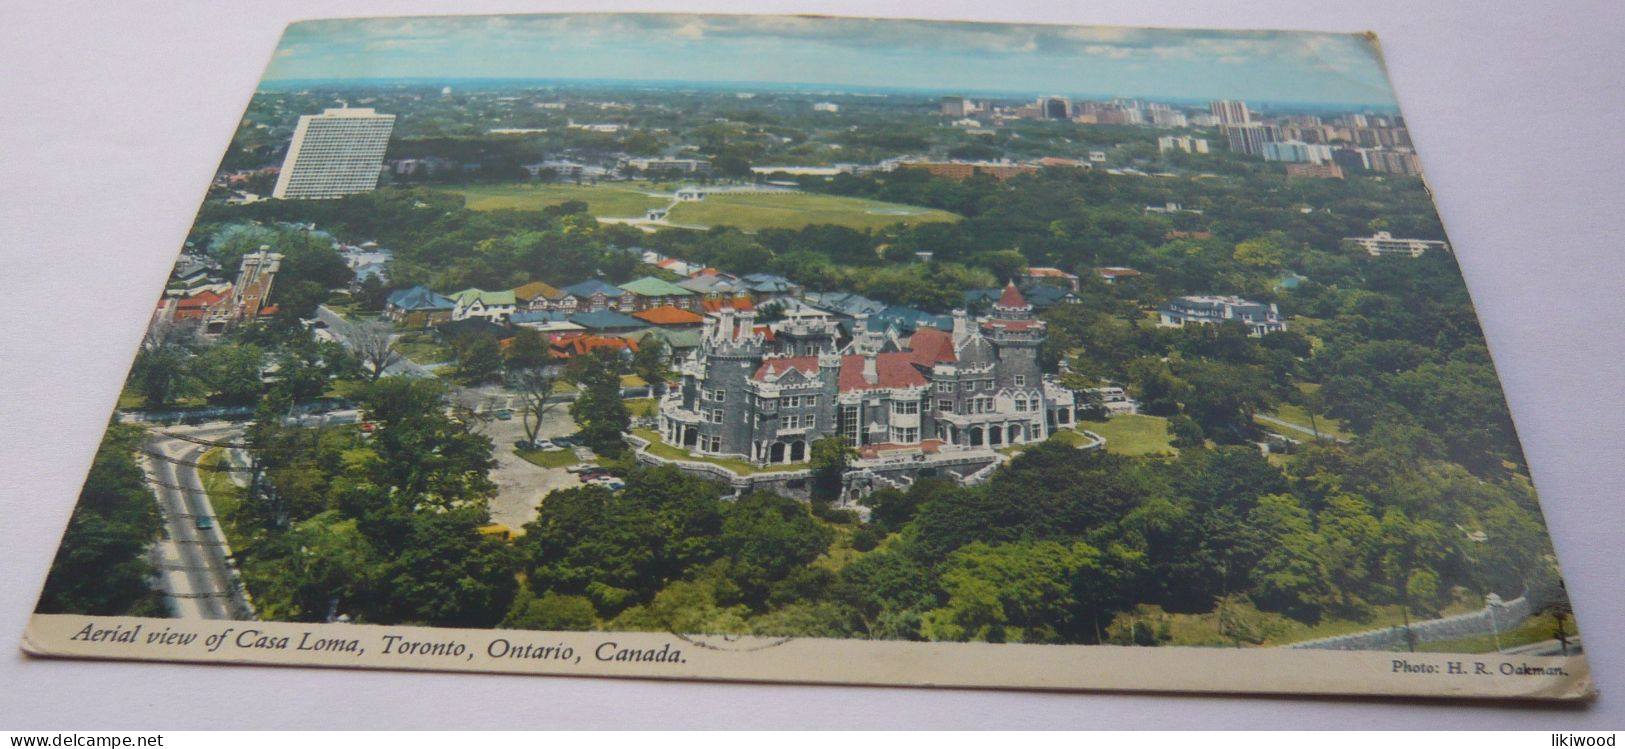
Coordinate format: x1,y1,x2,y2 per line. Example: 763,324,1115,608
982,282,1045,411
692,308,765,456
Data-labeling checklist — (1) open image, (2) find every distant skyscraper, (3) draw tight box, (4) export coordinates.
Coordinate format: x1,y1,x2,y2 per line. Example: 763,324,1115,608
1209,99,1252,126
1039,96,1071,120
271,108,396,200
940,96,970,117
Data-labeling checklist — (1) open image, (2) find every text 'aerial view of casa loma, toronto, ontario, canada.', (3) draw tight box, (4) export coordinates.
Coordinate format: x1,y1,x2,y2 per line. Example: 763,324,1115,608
33,14,1583,676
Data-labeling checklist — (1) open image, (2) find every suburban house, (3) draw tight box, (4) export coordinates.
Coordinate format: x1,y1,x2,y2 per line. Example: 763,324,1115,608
803,291,888,320
550,334,638,362
632,305,707,330
560,279,631,312
1158,295,1286,336
676,271,748,300
567,309,648,336
1024,267,1080,291
739,273,802,302
449,288,517,322
626,327,701,368
511,309,584,335
618,276,697,311
512,280,565,312
1095,267,1142,284
385,285,456,327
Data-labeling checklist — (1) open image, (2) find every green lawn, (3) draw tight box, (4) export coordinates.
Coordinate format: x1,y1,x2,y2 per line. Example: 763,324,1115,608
442,182,671,217
1081,414,1176,456
667,191,960,232
392,333,452,365
198,448,253,554
631,427,799,475
516,447,581,469
1261,399,1350,441
624,397,658,418
998,427,1096,456
441,181,959,232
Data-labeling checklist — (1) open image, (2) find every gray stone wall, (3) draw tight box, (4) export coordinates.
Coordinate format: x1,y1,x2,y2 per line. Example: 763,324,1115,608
1287,595,1534,651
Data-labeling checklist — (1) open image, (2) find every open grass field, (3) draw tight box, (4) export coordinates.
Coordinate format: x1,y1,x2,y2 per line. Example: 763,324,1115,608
442,181,959,231
443,182,671,217
1082,413,1177,456
667,191,960,231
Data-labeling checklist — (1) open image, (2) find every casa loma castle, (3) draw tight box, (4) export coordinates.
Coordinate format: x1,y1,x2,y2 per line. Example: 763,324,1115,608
657,283,1078,466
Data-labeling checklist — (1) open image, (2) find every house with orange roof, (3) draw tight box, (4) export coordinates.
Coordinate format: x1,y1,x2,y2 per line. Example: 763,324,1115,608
632,305,706,329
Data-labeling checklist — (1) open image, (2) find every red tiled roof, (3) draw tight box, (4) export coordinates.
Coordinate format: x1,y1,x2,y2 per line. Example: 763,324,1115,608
632,306,705,326
752,353,927,391
907,327,958,366
700,298,754,313
550,334,638,358
175,290,226,309
995,282,1027,309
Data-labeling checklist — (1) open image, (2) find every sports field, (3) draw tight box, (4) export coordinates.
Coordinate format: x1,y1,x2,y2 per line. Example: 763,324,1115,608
443,182,671,217
666,191,960,231
442,182,959,231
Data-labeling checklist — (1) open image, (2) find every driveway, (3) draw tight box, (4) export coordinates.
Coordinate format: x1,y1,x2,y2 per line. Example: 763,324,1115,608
475,396,586,532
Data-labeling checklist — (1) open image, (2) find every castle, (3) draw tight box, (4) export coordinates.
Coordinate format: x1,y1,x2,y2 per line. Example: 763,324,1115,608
656,283,1077,466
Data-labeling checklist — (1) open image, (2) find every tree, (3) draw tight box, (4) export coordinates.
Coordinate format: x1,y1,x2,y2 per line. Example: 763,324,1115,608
350,321,402,382
453,334,503,385
808,435,857,502
505,328,550,369
630,334,668,396
920,540,1101,644
508,365,563,447
718,492,834,607
192,342,265,404
569,349,631,456
131,321,199,407
37,425,167,617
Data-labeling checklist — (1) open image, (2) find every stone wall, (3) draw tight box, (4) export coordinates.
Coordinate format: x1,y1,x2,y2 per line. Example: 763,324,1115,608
1287,595,1533,651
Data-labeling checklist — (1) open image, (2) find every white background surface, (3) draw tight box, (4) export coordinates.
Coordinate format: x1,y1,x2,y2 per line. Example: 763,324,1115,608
2,0,1622,730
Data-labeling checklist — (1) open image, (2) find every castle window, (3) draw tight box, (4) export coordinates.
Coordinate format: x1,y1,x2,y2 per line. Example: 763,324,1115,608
840,405,860,442
938,399,953,412
936,382,955,393
891,400,919,415
1014,375,1026,387
708,409,723,423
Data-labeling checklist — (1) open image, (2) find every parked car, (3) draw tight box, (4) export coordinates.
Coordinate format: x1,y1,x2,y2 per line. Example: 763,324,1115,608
493,409,513,420
195,515,214,530
566,465,596,475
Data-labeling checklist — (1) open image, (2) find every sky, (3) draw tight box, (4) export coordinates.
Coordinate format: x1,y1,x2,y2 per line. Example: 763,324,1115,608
264,14,1400,107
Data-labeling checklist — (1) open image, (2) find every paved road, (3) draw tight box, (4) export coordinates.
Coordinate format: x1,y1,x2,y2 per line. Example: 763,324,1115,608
144,425,254,620
313,305,434,378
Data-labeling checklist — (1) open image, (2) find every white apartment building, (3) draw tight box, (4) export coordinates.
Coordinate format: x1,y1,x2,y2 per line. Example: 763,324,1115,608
272,108,396,200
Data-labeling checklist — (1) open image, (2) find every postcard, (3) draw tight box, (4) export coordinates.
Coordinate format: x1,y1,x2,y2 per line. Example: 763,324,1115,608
22,13,1592,700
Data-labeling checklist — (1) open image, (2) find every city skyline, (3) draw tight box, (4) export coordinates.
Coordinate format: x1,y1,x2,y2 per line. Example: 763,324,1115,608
264,15,1401,107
